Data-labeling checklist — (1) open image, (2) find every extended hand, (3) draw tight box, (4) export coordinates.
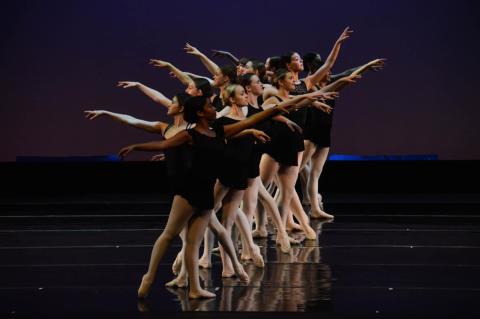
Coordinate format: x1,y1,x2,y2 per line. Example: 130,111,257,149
117,81,139,89
369,58,387,71
286,120,303,134
184,43,202,56
84,110,105,120
312,101,333,114
118,145,136,158
337,26,353,44
149,59,171,68
251,129,271,143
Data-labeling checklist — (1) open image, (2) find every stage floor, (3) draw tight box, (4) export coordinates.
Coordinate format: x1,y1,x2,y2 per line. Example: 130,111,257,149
1,194,480,318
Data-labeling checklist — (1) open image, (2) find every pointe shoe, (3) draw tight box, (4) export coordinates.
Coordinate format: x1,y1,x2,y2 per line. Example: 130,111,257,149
138,275,153,299
188,289,216,299
251,245,265,268
276,236,291,253
252,229,268,238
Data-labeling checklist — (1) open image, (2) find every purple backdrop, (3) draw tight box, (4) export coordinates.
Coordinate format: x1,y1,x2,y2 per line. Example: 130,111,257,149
2,0,480,161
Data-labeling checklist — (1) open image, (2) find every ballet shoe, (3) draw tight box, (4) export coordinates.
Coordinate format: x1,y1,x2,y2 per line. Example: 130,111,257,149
198,256,212,269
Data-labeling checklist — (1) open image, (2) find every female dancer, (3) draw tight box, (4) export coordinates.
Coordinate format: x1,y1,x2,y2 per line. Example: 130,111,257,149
300,57,386,218
84,90,251,291
260,69,337,239
118,94,318,298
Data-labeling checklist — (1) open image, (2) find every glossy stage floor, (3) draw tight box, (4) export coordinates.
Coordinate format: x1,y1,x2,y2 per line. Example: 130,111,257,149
2,193,480,319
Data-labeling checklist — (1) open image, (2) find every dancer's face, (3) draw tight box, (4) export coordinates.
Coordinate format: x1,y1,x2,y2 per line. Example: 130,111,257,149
186,82,202,96
247,75,263,96
231,86,248,107
213,72,228,88
288,53,304,72
236,64,248,76
280,72,296,92
200,99,217,121
167,96,183,116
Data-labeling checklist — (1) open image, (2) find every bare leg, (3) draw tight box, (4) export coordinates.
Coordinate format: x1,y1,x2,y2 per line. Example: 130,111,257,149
299,140,316,205
207,213,249,282
257,180,292,253
199,181,230,268
219,190,245,277
138,195,195,299
241,177,260,259
185,210,216,299
308,147,334,219
172,227,187,275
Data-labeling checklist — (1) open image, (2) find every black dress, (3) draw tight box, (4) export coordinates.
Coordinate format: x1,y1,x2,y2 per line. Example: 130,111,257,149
214,116,255,190
246,104,273,178
176,124,226,210
163,124,193,195
288,80,309,131
264,95,304,166
304,98,334,147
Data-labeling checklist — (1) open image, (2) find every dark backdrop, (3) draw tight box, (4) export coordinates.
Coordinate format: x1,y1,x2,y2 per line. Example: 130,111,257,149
2,0,479,161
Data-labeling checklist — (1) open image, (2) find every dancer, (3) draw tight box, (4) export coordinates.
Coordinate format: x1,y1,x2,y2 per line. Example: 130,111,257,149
84,90,250,289
118,94,318,298
259,69,337,239
300,57,386,218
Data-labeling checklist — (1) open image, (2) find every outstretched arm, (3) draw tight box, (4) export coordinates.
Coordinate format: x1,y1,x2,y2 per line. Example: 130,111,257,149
225,91,328,137
211,49,240,65
84,110,168,134
305,27,353,90
184,43,221,76
183,72,214,85
117,82,173,109
330,66,360,82
119,130,192,158
322,58,386,92
149,59,194,86
350,58,386,77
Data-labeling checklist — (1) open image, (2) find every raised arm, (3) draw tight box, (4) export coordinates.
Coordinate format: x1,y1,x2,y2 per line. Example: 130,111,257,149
211,49,240,65
184,43,221,76
149,59,193,86
305,27,353,90
117,81,173,108
119,130,192,158
84,110,168,134
183,72,214,85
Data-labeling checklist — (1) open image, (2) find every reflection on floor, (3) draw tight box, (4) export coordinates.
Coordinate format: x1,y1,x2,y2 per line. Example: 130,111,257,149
1,195,480,318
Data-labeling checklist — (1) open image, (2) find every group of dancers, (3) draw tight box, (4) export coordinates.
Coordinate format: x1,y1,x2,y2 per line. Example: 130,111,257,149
84,26,385,299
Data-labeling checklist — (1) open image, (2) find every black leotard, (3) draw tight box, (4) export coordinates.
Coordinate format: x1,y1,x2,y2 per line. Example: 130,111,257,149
176,123,225,210
264,95,304,166
215,116,255,189
162,124,192,195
